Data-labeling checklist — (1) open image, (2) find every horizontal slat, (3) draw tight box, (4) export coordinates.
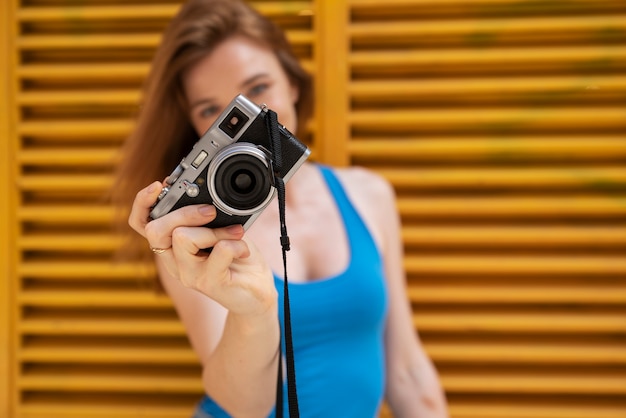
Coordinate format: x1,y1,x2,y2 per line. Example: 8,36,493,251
19,346,195,364
404,226,626,248
18,405,193,418
405,255,626,275
18,120,133,138
350,15,626,47
350,75,626,105
17,30,313,49
18,205,114,224
414,313,626,334
350,46,626,75
19,291,172,308
19,319,184,336
18,90,139,106
350,0,626,16
398,196,626,218
18,148,119,166
449,402,626,418
18,374,200,393
426,342,626,365
17,2,313,21
19,234,120,251
408,286,626,305
17,63,149,80
350,107,626,134
18,262,154,279
19,175,111,191
16,60,314,80
349,136,626,162
442,373,626,395
379,166,626,190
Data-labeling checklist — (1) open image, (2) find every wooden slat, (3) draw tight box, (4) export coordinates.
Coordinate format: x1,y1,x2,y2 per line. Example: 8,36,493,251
18,291,172,308
19,346,196,364
413,313,626,334
408,286,626,305
350,108,626,134
403,226,626,249
349,136,626,162
350,76,626,105
19,319,185,336
425,342,626,365
18,262,154,280
405,255,626,276
350,16,626,47
398,196,626,219
17,30,312,49
18,205,114,224
378,166,626,190
17,2,313,21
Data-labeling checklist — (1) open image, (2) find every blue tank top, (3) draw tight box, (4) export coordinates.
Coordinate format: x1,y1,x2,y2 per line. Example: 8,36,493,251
197,165,388,417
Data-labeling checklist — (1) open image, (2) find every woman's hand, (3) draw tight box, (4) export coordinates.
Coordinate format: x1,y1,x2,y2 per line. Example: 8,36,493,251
128,181,277,316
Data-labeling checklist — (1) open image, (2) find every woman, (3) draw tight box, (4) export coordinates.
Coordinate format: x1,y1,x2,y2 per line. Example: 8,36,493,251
116,0,448,416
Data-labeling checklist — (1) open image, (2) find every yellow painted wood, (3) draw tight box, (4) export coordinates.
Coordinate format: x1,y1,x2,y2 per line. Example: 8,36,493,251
0,0,15,415
350,15,626,47
4,0,626,416
397,196,626,218
350,76,626,105
408,286,626,305
349,136,626,162
413,313,626,334
405,255,626,276
314,0,349,165
424,342,626,365
403,225,626,248
17,30,312,49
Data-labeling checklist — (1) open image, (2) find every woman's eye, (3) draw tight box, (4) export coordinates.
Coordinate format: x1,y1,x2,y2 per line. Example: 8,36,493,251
199,105,219,119
247,83,269,97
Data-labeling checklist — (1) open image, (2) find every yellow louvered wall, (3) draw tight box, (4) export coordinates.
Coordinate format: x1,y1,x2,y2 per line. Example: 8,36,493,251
1,1,625,418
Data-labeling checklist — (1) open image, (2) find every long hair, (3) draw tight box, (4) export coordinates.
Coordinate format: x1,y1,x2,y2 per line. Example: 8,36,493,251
112,0,313,261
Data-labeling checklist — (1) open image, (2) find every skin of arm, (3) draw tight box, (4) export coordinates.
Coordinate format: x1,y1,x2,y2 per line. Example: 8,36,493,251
158,261,280,417
131,182,280,417
341,169,449,418
380,182,449,418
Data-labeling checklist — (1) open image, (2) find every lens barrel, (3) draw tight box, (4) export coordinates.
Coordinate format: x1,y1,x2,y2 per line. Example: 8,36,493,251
207,144,275,216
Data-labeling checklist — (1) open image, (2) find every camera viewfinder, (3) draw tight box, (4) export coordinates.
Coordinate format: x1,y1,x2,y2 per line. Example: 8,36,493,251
219,107,249,138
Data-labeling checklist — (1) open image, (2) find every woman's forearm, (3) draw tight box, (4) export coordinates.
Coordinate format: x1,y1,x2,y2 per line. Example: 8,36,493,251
202,304,281,417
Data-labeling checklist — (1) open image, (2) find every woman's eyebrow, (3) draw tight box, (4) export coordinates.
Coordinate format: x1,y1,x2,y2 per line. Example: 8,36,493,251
241,73,269,88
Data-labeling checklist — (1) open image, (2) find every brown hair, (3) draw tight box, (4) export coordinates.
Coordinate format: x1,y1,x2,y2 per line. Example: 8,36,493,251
112,0,313,261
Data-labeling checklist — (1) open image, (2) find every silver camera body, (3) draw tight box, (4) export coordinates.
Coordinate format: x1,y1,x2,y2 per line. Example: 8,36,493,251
149,94,310,230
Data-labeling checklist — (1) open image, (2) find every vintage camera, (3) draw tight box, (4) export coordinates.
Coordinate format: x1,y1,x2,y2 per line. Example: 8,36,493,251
149,94,310,229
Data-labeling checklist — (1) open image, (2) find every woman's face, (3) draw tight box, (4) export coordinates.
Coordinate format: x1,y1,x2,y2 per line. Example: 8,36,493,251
182,35,299,136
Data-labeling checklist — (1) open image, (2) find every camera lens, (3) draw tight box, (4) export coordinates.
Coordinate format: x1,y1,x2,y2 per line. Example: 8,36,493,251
208,144,275,216
232,169,254,193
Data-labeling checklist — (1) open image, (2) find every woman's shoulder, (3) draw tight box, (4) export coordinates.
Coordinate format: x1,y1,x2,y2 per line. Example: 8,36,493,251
329,165,397,250
332,165,396,204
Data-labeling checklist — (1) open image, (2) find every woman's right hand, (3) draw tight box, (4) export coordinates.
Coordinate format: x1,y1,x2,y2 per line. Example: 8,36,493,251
128,181,277,317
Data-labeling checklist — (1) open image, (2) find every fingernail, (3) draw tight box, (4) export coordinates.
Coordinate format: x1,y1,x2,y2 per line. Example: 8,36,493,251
226,224,243,233
147,182,158,193
198,205,216,216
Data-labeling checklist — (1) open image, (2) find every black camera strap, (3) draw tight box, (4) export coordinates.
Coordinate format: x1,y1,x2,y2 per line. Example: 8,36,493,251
266,109,299,418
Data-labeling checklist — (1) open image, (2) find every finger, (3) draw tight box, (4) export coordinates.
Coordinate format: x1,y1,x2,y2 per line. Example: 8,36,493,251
172,234,249,289
128,181,163,237
143,204,218,250
171,224,245,257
